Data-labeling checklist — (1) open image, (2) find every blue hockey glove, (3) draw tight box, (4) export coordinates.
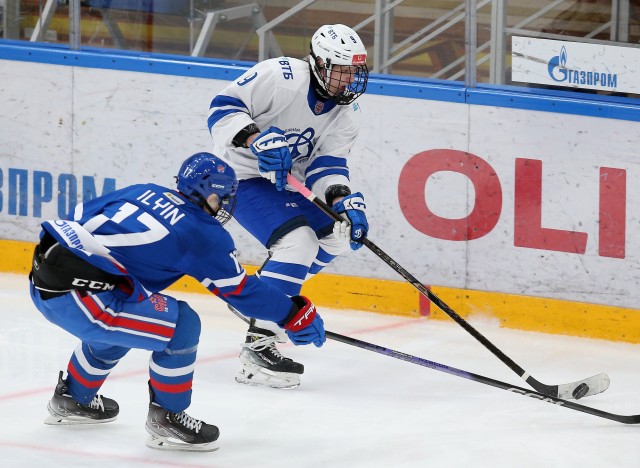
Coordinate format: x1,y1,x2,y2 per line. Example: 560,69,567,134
282,296,325,347
332,192,368,250
250,126,292,191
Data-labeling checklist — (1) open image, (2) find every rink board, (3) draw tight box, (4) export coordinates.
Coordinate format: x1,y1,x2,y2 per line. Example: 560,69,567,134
2,43,640,344
5,239,639,344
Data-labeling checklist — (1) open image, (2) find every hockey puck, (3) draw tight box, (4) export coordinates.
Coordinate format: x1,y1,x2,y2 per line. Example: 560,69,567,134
572,383,589,400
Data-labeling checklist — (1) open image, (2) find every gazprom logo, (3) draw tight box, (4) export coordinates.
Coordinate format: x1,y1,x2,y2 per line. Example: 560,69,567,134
547,46,568,81
547,46,617,89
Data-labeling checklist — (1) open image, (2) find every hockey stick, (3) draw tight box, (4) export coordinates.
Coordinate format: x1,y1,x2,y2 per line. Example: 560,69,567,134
326,330,639,424
226,304,635,424
286,173,610,400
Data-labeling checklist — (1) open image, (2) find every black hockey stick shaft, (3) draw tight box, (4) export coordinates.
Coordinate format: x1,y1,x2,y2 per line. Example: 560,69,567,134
326,330,639,424
286,174,605,399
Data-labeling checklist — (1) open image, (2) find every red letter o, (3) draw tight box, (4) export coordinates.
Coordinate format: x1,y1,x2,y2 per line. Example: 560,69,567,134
398,150,502,241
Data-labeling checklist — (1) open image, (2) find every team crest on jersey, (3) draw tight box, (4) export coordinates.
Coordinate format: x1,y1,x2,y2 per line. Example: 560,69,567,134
164,192,185,205
288,127,315,161
314,101,324,114
149,294,169,313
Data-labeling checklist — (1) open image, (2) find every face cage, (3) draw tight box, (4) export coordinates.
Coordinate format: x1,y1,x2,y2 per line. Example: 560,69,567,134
324,63,369,105
214,194,237,225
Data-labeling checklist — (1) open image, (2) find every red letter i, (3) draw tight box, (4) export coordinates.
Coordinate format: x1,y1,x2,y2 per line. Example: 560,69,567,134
599,168,626,259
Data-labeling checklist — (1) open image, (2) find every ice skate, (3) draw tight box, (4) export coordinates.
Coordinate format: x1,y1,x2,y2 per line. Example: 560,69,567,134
236,326,304,389
145,403,220,452
145,384,220,452
44,371,119,425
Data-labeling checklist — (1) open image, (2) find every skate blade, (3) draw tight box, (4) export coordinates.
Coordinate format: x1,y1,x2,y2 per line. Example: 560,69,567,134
44,414,117,425
45,402,117,425
235,368,300,390
145,435,220,452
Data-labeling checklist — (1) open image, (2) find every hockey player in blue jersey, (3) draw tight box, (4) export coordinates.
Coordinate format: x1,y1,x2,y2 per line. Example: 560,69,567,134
207,24,369,389
29,152,325,452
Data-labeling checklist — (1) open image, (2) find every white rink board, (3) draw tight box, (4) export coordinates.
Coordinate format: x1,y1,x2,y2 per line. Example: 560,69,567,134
2,59,640,309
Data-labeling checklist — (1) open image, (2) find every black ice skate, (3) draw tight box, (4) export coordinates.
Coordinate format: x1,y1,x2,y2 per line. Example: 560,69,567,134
44,371,119,425
236,326,304,389
145,384,220,452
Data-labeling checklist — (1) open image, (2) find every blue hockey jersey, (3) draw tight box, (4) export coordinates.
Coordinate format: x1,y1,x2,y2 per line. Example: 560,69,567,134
40,183,293,323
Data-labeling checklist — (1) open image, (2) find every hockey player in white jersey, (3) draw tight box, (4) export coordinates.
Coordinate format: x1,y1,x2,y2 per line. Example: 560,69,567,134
208,24,369,389
29,152,325,451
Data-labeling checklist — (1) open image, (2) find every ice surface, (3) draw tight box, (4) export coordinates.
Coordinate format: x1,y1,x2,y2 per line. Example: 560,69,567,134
2,273,639,467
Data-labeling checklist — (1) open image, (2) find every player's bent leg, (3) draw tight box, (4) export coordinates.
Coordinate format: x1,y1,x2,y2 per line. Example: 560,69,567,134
34,289,178,426
237,233,345,389
145,301,219,452
148,301,199,411
258,226,318,296
45,341,127,425
236,226,317,389
63,342,128,403
307,233,350,280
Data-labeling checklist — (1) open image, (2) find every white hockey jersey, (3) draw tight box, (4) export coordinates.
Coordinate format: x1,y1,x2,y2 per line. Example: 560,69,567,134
207,57,362,197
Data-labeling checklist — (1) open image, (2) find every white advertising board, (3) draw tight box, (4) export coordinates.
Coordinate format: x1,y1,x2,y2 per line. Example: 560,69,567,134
512,36,640,94
2,59,640,310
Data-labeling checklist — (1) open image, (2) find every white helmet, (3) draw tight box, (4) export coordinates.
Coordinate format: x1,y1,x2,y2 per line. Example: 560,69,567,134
309,24,369,105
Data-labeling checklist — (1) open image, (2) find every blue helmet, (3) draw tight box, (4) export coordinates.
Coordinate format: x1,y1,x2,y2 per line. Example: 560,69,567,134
176,152,238,224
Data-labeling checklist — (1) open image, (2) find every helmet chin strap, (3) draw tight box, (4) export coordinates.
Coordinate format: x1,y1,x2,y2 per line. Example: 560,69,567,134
201,195,219,217
308,56,331,100
184,191,218,217
203,203,217,217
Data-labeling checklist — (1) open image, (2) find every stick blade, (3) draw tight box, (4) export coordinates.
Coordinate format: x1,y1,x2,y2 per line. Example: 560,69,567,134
556,373,610,400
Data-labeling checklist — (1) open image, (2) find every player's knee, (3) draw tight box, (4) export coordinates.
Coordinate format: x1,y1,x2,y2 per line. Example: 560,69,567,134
270,226,319,267
166,301,200,352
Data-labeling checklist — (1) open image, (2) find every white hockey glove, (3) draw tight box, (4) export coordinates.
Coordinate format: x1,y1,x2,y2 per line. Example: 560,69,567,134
332,192,368,251
250,126,292,191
